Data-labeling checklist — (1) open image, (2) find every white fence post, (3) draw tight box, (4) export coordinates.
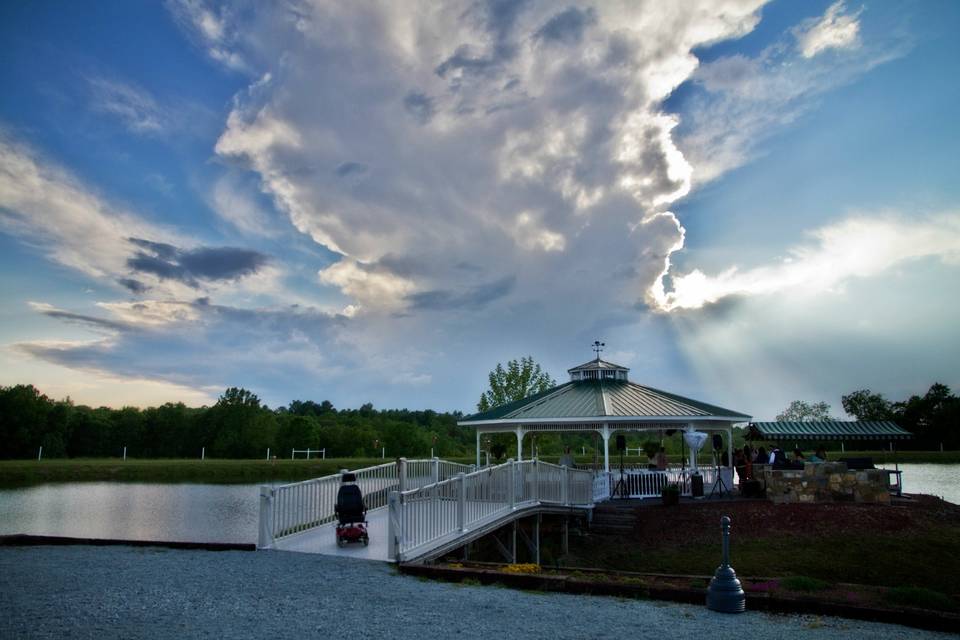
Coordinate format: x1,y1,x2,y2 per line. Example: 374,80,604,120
266,448,270,461
123,446,127,461
431,457,439,484
457,472,467,532
387,490,401,561
201,447,205,461
399,457,407,493
258,486,274,549
508,459,516,510
37,446,42,461
533,459,540,503
562,465,570,506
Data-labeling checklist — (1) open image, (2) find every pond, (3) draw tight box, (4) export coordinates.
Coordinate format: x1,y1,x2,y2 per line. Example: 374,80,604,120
0,464,957,544
0,482,262,544
875,462,960,504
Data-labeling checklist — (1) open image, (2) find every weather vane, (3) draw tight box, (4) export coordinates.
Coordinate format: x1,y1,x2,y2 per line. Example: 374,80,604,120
592,340,605,357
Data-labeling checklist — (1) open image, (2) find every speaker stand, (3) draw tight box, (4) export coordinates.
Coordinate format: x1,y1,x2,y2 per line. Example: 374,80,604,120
611,450,629,499
708,450,728,499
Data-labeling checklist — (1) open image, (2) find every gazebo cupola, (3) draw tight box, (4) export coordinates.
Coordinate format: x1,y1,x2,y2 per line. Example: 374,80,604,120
567,358,629,382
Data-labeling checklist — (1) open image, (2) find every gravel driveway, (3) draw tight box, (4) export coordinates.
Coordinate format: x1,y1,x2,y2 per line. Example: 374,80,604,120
0,546,952,639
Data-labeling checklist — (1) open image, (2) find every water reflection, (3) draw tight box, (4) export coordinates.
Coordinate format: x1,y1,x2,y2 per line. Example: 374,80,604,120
0,483,261,543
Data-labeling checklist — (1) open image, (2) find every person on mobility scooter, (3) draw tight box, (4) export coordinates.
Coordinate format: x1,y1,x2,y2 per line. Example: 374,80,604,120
334,472,368,547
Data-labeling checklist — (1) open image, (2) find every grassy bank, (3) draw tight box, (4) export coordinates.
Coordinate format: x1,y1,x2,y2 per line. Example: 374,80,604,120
0,450,955,486
0,457,467,487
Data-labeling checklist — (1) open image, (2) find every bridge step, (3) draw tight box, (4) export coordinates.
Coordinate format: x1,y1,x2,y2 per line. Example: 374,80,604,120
590,504,640,534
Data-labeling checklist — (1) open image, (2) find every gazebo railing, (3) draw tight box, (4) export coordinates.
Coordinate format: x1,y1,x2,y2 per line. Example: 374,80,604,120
593,467,735,500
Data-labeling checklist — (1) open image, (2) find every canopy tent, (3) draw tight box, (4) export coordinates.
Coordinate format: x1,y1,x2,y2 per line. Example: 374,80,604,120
459,357,751,472
746,421,912,441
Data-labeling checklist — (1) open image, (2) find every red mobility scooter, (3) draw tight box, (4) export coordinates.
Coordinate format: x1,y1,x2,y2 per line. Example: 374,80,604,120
334,472,368,547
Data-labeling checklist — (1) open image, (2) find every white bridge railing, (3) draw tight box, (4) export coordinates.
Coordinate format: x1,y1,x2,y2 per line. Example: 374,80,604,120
594,466,735,499
387,459,593,562
258,457,475,548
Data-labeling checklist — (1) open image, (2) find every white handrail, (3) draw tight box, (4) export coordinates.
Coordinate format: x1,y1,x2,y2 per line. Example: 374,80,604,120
388,459,594,561
258,457,460,548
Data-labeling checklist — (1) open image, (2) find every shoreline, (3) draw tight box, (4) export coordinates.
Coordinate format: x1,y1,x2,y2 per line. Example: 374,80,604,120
1,451,956,487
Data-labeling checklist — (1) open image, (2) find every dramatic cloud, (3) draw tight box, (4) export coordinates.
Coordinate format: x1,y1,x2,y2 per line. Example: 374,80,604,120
652,213,960,311
795,1,862,59
208,1,767,318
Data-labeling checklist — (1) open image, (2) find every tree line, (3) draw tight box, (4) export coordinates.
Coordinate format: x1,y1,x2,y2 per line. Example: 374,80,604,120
0,385,471,460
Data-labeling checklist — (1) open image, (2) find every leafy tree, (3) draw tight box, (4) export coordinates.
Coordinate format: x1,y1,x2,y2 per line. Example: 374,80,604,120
893,383,960,449
477,356,556,412
842,389,894,421
0,385,53,458
276,414,319,457
775,400,834,422
285,400,335,416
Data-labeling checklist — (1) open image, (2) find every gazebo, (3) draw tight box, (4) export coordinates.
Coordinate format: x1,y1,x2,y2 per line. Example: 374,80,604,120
459,356,751,474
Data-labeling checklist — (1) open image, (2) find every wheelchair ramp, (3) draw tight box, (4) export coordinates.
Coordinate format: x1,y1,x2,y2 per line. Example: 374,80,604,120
272,506,391,561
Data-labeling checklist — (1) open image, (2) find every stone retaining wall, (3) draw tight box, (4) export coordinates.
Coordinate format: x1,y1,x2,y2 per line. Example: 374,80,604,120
763,462,891,504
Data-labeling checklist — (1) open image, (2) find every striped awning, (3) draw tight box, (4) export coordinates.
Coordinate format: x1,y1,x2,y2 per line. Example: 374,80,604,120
747,421,912,441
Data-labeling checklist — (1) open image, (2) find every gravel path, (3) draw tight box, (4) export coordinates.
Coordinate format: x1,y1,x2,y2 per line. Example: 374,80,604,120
0,546,952,639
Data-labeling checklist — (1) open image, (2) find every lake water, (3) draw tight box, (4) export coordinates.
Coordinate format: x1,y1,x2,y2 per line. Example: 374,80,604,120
1,464,957,544
875,462,960,505
0,482,262,543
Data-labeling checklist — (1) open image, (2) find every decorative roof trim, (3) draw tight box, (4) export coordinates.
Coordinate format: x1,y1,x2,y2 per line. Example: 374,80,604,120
459,415,750,427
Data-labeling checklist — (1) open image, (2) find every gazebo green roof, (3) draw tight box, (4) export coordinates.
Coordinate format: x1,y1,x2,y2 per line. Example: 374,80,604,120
460,380,751,424
747,421,912,441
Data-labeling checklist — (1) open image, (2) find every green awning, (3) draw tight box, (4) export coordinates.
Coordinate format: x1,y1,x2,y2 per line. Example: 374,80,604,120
747,421,912,441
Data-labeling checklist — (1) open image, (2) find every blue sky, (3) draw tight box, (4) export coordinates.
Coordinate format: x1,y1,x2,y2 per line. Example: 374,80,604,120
1,0,958,419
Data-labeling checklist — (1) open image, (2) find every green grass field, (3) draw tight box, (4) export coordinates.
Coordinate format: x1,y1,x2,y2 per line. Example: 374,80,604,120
0,450,955,487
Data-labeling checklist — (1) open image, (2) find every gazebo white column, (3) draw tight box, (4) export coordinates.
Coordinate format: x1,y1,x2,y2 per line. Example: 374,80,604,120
601,423,610,473
727,426,733,468
515,426,524,461
476,430,481,468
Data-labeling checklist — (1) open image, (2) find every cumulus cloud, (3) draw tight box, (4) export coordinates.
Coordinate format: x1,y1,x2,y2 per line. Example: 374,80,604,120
652,213,960,311
207,0,767,318
795,1,862,59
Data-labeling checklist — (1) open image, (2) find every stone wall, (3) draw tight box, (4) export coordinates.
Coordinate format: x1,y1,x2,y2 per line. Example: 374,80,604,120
763,462,891,504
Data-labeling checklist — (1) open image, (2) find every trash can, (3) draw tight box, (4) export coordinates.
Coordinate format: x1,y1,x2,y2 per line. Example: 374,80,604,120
691,473,704,498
